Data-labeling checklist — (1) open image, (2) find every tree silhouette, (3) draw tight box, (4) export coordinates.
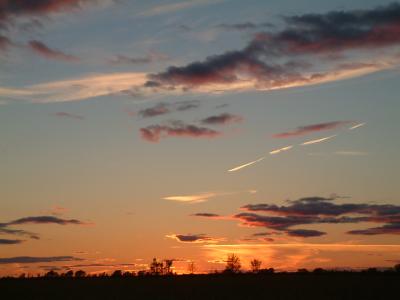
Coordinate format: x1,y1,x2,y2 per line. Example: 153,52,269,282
44,270,59,278
394,264,400,272
224,253,241,274
164,259,173,275
250,259,262,273
111,270,123,277
150,258,163,275
75,270,86,278
187,261,196,274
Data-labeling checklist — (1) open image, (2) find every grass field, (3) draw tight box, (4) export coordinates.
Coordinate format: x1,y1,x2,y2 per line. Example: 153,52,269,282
1,273,398,300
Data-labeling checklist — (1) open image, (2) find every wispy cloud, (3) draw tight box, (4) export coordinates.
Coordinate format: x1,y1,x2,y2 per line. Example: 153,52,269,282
334,151,368,156
163,193,218,203
52,112,84,120
109,52,169,65
301,135,337,146
138,0,224,17
28,40,79,62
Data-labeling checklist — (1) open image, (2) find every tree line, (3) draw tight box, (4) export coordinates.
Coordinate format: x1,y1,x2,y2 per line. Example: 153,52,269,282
3,254,400,279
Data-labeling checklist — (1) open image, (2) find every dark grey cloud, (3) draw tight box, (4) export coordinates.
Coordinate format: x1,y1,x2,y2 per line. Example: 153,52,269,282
201,113,243,125
167,233,220,243
0,226,40,240
140,121,221,142
191,213,221,218
0,0,93,31
7,216,87,226
145,3,400,91
0,256,83,264
286,229,326,237
236,196,400,236
0,238,24,245
138,100,200,118
348,223,400,235
273,121,353,138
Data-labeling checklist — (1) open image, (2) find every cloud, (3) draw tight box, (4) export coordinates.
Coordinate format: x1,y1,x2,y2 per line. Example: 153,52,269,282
191,213,221,218
52,112,84,120
236,196,400,236
0,239,24,245
217,22,272,31
28,40,79,62
301,135,337,145
138,0,224,17
166,233,223,243
348,223,400,235
0,72,148,103
0,225,40,240
201,113,243,125
145,3,400,93
286,229,326,237
6,216,88,226
109,52,169,65
138,101,200,118
228,156,265,172
163,193,217,203
140,121,221,142
334,151,368,156
0,0,91,28
139,103,170,118
274,121,352,138
0,256,83,264
269,145,293,155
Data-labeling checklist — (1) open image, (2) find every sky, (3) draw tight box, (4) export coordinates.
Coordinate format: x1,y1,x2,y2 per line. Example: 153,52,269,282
1,0,400,276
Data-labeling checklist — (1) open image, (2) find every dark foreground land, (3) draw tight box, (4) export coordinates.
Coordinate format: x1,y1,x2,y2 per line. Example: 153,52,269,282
1,273,399,300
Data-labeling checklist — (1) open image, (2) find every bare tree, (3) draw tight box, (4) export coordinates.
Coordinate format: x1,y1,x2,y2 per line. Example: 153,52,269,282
225,253,241,274
250,259,262,273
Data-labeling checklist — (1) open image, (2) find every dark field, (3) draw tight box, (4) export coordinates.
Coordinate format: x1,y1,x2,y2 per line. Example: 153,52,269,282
1,273,399,300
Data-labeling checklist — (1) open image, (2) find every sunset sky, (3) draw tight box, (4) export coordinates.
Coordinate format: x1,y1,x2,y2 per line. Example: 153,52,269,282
1,0,400,276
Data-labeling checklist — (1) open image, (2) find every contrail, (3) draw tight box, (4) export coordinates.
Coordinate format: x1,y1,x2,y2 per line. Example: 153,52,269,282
349,122,366,130
228,157,265,172
301,135,337,146
269,145,293,155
